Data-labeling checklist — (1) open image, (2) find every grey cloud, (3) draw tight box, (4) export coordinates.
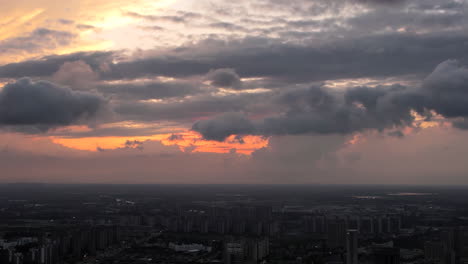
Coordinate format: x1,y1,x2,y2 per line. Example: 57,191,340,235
191,84,414,141
124,140,144,150
229,135,245,144
57,19,74,25
0,78,106,131
104,33,468,82
452,119,468,130
0,51,113,79
352,0,406,5
209,22,248,32
115,92,267,122
0,28,76,54
76,24,96,30
192,113,256,141
168,134,184,141
125,11,197,24
98,80,205,100
387,130,404,138
52,60,99,90
206,68,242,89
1,31,467,84
421,60,468,117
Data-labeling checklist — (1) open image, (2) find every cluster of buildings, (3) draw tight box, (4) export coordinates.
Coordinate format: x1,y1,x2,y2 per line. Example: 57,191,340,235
0,225,149,264
223,236,270,264
159,206,279,236
3,185,468,264
424,227,468,264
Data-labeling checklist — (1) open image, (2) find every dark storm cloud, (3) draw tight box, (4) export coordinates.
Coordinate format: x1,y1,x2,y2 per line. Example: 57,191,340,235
193,60,468,141
0,78,106,130
205,68,242,89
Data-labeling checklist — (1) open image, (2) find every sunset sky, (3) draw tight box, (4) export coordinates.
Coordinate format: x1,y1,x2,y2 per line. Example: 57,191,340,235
1,0,468,184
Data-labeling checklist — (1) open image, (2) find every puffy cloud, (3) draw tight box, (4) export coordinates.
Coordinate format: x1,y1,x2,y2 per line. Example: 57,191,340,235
421,60,468,118
192,113,256,141
52,60,99,90
0,78,106,131
206,68,242,89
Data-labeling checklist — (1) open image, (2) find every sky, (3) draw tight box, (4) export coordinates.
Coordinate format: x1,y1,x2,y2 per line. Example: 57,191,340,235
1,0,468,184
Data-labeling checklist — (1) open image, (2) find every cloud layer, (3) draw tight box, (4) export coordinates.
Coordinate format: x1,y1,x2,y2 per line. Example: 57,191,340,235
193,60,468,140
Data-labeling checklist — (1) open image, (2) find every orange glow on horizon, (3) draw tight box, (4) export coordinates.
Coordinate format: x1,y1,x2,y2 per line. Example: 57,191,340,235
51,131,269,155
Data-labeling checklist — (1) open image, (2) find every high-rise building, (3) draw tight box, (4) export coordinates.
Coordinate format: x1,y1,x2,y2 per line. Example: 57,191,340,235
346,229,358,264
328,219,347,248
224,240,245,264
457,227,468,263
371,247,400,264
223,237,269,264
424,241,444,264
441,228,457,264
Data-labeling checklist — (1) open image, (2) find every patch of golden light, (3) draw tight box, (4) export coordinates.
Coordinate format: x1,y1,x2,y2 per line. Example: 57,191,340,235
419,121,440,129
0,0,176,64
159,133,269,155
100,121,149,129
0,8,45,41
346,134,365,146
53,125,93,133
157,77,177,82
55,40,114,56
218,88,271,95
51,130,269,155
241,77,265,81
397,27,408,33
325,77,418,90
410,110,445,129
51,136,154,151
101,77,168,86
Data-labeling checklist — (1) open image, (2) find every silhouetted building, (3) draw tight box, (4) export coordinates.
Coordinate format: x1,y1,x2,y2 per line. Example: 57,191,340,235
346,229,358,264
371,247,400,264
223,237,269,264
328,219,347,248
425,241,444,263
